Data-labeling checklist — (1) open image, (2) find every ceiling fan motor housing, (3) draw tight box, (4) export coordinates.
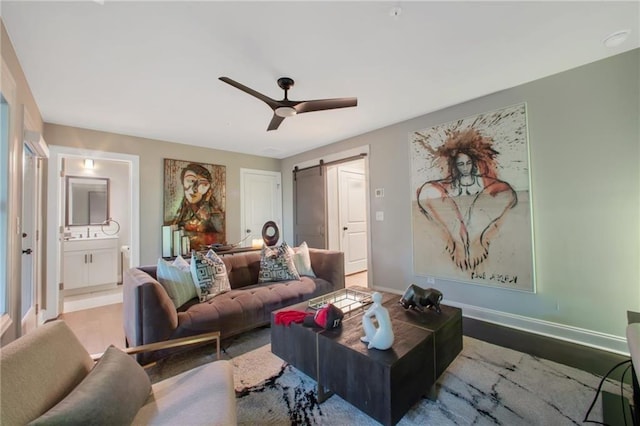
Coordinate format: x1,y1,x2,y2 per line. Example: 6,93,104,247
277,77,295,91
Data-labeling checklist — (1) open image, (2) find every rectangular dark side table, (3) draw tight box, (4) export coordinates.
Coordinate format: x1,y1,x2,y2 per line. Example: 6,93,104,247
270,290,462,426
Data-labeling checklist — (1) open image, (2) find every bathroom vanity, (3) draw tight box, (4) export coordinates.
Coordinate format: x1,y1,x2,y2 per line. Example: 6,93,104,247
63,237,118,292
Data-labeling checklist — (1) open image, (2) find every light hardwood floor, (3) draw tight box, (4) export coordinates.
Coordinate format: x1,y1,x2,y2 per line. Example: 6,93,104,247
59,303,125,354
59,271,368,354
346,270,367,288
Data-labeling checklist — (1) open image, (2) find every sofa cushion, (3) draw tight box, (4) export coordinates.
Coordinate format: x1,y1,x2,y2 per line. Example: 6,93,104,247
290,241,316,277
191,250,231,302
176,276,331,336
258,242,300,283
157,256,197,309
29,345,151,426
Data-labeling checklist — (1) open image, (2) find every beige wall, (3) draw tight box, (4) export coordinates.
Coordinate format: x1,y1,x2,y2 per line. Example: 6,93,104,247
43,124,281,265
282,48,640,353
1,22,42,131
1,20,44,343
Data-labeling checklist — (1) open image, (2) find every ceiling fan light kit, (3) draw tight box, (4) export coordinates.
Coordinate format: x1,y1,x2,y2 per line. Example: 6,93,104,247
275,106,297,118
219,76,357,131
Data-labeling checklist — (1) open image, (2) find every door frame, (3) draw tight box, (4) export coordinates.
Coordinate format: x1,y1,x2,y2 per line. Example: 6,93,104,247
21,108,47,333
45,146,140,321
20,144,38,333
291,145,371,285
240,168,282,246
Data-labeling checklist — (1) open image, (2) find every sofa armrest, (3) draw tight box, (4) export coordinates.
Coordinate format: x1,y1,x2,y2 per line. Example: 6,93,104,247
123,267,179,362
308,248,345,290
91,331,221,362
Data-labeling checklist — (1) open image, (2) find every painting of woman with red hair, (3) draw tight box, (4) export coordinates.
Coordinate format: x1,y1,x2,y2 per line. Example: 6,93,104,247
411,103,534,291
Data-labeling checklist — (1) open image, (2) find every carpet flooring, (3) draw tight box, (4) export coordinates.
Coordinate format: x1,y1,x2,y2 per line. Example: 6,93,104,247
146,327,631,425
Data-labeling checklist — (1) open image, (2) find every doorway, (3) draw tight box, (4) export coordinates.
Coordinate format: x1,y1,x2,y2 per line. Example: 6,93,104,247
45,146,139,321
21,112,49,333
20,145,41,333
327,159,367,275
292,146,370,286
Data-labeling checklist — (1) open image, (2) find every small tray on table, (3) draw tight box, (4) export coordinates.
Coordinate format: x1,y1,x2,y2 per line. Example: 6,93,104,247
307,288,373,314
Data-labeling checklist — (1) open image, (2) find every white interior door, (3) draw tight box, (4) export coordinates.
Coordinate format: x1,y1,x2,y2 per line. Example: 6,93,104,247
21,145,37,334
241,169,282,246
339,166,367,274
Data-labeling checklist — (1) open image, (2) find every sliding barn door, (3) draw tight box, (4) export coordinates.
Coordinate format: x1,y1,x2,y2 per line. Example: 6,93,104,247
293,165,327,249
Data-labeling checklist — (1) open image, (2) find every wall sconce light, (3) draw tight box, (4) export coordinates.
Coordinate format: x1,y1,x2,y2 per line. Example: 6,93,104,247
84,159,94,169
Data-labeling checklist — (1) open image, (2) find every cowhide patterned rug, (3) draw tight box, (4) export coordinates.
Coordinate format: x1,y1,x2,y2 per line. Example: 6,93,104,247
147,327,629,426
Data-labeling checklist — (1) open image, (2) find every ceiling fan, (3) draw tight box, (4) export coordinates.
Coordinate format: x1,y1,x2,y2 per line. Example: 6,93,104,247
219,76,357,131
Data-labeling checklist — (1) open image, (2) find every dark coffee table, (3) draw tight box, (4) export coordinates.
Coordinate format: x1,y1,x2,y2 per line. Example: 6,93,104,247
270,288,462,426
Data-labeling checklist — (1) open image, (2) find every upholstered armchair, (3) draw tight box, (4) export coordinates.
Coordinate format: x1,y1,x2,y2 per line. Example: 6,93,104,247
0,320,236,425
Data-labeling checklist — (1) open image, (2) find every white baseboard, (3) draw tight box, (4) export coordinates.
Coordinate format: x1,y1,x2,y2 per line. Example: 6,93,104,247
372,285,629,356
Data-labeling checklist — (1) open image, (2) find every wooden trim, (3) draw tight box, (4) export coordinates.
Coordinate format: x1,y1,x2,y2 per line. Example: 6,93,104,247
91,331,220,361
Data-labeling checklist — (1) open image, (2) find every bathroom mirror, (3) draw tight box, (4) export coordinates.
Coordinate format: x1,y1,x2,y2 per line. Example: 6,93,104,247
65,176,110,226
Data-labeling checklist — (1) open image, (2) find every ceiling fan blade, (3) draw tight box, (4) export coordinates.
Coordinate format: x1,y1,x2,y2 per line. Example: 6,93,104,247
295,97,358,114
219,77,278,109
267,114,285,131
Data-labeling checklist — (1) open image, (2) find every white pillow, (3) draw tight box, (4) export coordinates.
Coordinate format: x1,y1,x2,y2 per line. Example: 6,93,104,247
190,250,231,302
173,254,190,271
156,256,198,308
289,241,316,277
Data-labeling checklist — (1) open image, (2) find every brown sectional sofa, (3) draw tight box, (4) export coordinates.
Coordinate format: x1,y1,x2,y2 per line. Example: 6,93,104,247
123,248,345,364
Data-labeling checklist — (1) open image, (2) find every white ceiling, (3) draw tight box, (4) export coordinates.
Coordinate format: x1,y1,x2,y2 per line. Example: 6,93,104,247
2,1,638,159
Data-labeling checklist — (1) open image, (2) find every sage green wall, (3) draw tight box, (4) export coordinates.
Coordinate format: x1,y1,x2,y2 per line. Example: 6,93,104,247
281,49,640,348
43,124,281,265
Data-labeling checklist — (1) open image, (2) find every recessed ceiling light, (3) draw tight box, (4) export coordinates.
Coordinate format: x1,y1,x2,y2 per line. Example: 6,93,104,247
603,30,630,48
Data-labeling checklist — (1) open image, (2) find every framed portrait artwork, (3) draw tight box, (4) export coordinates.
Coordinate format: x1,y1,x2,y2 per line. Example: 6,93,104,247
163,159,226,251
409,103,535,292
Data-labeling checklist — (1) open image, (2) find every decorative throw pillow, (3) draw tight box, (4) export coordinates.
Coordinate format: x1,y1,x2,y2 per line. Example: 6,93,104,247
156,256,198,309
156,256,197,308
29,345,151,426
190,250,231,302
259,241,301,283
289,241,316,277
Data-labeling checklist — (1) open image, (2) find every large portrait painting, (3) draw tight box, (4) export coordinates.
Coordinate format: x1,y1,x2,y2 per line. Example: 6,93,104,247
410,103,535,292
163,159,226,251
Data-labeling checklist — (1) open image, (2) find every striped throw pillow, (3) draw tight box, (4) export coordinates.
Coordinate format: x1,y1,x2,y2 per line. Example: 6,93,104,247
156,256,197,308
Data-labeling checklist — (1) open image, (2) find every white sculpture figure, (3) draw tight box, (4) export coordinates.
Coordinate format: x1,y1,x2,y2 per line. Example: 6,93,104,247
360,292,394,350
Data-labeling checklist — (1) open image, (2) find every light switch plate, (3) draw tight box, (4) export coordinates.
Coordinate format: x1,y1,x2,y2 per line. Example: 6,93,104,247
376,211,384,221
375,188,384,198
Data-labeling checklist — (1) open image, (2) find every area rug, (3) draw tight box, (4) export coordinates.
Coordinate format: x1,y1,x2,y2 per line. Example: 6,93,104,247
147,327,629,425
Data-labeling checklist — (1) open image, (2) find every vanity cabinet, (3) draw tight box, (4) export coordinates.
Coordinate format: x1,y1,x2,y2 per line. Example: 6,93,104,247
63,237,118,290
